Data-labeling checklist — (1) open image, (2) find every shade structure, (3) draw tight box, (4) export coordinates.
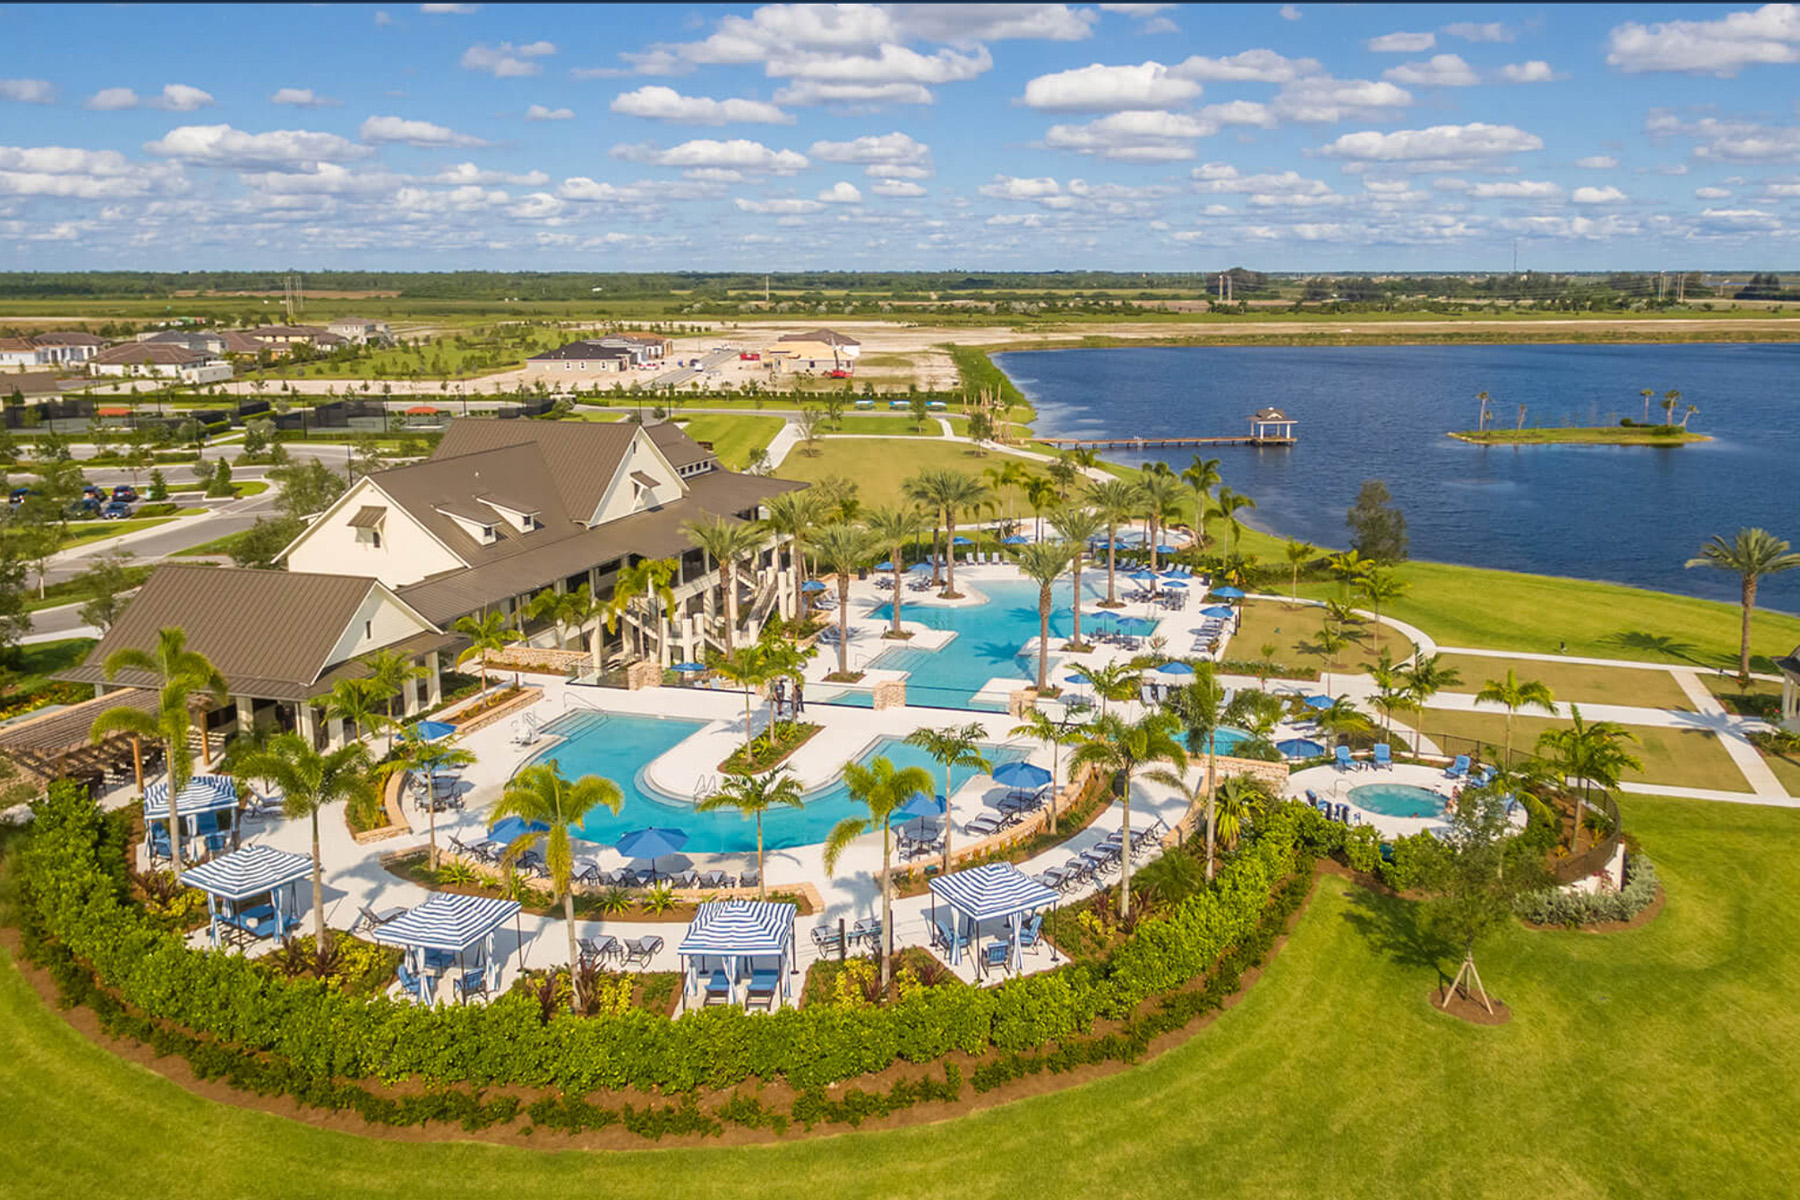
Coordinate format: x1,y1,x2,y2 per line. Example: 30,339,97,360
1210,585,1246,599
992,761,1051,790
1001,535,1029,545
672,661,707,672
875,561,895,571
910,561,934,573
952,536,973,546
374,892,521,1001
1155,661,1195,676
678,899,797,1008
1130,570,1155,582
488,816,550,845
407,720,457,741
929,862,1059,973
1201,605,1236,619
617,826,688,861
143,774,237,820
1304,694,1334,710
800,580,827,593
182,843,313,950
1277,738,1326,759
896,790,947,820
1162,579,1189,590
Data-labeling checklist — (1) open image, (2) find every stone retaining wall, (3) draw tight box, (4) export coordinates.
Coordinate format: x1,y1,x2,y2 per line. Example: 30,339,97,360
442,686,543,736
490,646,590,675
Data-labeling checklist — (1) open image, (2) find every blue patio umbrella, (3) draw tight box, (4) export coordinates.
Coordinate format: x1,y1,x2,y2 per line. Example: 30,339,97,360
875,560,895,571
1155,661,1195,676
952,535,973,545
1304,694,1334,710
673,661,707,672
993,761,1052,791
489,816,551,846
406,720,457,741
1064,673,1092,686
1210,585,1246,600
895,791,946,820
1157,544,1179,555
1001,535,1029,545
1277,738,1326,759
1162,579,1189,589
617,827,690,881
910,560,934,572
800,580,827,593
1201,605,1235,619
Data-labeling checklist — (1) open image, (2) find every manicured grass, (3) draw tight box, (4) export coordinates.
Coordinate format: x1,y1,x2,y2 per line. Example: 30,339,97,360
23,566,155,613
4,638,95,695
3,795,1800,1196
1760,748,1800,794
1434,654,1695,711
775,438,1038,506
1407,709,1748,791
56,517,179,550
1231,599,1414,677
1448,426,1708,445
1701,673,1782,700
826,414,941,436
171,529,251,558
672,414,783,470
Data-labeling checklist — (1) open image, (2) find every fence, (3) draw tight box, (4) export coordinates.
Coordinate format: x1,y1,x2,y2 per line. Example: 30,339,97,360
1547,792,1624,885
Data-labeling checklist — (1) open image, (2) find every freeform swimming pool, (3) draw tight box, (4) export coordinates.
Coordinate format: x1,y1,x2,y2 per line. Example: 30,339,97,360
1347,782,1448,819
532,711,1029,853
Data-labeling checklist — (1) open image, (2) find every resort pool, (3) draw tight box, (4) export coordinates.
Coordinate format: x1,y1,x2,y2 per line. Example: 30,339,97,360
538,712,1030,853
1347,783,1448,819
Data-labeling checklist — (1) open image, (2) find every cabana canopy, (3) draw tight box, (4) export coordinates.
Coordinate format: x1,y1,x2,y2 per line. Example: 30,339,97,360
181,844,311,901
678,899,796,1008
143,774,238,820
373,892,520,953
930,862,1058,974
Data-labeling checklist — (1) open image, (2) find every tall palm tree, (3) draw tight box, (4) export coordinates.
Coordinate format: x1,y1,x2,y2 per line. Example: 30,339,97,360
1023,475,1059,542
525,586,582,654
88,626,228,879
697,768,804,899
1535,705,1642,845
822,755,934,991
490,759,623,1011
1049,504,1102,647
683,514,765,654
1661,388,1681,426
453,610,521,691
863,504,928,638
358,648,425,741
1086,477,1143,609
982,460,1030,528
1686,527,1800,684
1284,539,1317,604
1161,664,1227,878
1358,566,1409,639
1180,455,1222,547
553,583,610,675
1639,387,1654,424
1401,651,1462,749
1214,487,1256,559
238,733,375,955
1011,540,1075,691
1475,390,1491,432
1368,650,1415,741
1009,707,1083,834
761,489,822,615
903,722,990,875
374,736,476,868
807,522,879,677
934,471,989,598
1314,695,1373,746
1475,668,1557,766
323,677,388,752
606,557,677,665
1210,774,1262,851
712,641,783,758
1070,709,1187,919
1137,471,1186,577
1080,659,1143,717
1315,622,1350,692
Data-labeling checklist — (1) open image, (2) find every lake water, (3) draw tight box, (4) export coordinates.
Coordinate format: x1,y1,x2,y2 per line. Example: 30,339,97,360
996,343,1800,611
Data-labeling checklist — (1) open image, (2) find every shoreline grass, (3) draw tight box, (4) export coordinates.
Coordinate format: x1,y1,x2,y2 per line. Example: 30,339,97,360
1448,427,1709,446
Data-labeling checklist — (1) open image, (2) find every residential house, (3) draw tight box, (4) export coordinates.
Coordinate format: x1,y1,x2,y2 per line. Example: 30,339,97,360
0,371,65,400
29,332,108,365
243,325,348,351
0,337,38,368
326,316,395,346
90,343,234,384
767,328,861,371
524,340,636,378
138,329,229,356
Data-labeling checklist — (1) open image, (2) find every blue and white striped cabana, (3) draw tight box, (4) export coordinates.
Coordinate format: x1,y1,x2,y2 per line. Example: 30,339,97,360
180,844,312,949
929,862,1059,974
142,774,240,858
373,892,521,1002
678,899,796,1009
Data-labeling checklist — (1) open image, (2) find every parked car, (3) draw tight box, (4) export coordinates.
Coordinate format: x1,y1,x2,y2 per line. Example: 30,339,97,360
8,487,36,505
66,498,100,519
110,485,138,503
100,500,134,520
738,352,760,361
82,484,106,501
829,368,852,379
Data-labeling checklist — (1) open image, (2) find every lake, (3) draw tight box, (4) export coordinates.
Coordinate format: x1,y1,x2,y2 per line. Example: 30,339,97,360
995,343,1800,611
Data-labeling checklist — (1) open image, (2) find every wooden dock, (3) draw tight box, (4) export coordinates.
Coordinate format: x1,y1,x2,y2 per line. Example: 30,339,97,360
1039,434,1295,450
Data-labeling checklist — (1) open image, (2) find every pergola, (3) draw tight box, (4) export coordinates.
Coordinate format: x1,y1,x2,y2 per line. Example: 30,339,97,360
677,899,796,1010
179,844,312,949
373,892,521,1005
0,687,160,787
929,862,1059,977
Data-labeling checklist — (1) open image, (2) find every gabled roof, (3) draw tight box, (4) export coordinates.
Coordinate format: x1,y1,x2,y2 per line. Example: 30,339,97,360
31,331,106,346
778,328,859,346
0,337,36,352
645,421,716,470
1777,647,1800,681
0,371,63,397
92,343,206,366
363,441,572,564
58,565,443,700
529,340,635,362
433,418,642,525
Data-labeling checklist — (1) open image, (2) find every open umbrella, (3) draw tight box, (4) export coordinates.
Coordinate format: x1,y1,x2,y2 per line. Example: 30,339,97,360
875,561,895,571
672,661,707,672
1304,694,1334,710
895,790,946,820
910,561,934,573
1201,605,1235,619
992,761,1052,791
1130,570,1155,582
1155,661,1195,676
489,816,551,846
406,719,457,741
952,535,973,546
616,827,690,883
1064,672,1092,687
1277,738,1325,759
1001,535,1029,545
800,580,827,593
1210,585,1246,600
1162,579,1189,589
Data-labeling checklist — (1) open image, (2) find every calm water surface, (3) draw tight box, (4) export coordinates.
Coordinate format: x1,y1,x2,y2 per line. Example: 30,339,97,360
997,343,1800,610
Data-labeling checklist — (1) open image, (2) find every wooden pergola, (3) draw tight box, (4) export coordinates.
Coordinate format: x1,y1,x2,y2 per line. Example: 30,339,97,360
0,688,162,791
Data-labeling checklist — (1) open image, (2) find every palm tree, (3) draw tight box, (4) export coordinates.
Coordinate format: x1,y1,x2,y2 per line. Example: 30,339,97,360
1661,388,1681,426
697,769,804,899
1534,706,1642,846
1685,528,1800,684
1009,708,1083,834
903,722,990,875
1475,390,1491,432
1315,622,1350,692
1211,774,1262,851
1475,668,1557,766
1368,650,1415,741
1011,540,1075,691
1214,487,1256,559
489,759,623,1011
553,583,610,676
1161,664,1227,878
761,490,822,616
358,648,425,743
1049,504,1102,648
683,514,765,654
902,468,950,588
1139,471,1186,577
933,471,989,598
1180,455,1222,547
1639,387,1654,424
1070,709,1187,919
238,733,375,955
712,641,783,758
1079,658,1141,717
1086,477,1143,609
1314,695,1373,746
1023,475,1059,542
1358,566,1409,639
88,626,228,879
982,460,1030,528
1402,652,1463,751
453,610,520,690
374,736,476,868
807,522,879,677
606,557,677,665
822,755,935,990
863,504,927,638
525,586,582,654
323,677,388,752
1284,539,1316,604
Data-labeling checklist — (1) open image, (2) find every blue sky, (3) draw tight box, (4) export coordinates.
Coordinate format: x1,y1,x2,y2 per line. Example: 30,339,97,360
2,2,1798,271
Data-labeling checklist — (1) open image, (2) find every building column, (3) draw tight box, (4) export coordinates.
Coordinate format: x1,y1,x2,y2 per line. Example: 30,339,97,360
234,695,255,739
296,703,319,750
402,671,422,717
327,716,347,750
425,651,443,707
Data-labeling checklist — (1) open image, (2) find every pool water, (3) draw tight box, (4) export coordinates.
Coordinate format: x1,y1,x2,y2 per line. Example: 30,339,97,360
535,711,1029,853
1347,783,1448,819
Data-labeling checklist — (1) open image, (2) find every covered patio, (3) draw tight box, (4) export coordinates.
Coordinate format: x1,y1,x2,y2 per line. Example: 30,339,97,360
180,843,311,950
677,899,796,1011
928,862,1059,983
373,892,521,1007
142,774,240,864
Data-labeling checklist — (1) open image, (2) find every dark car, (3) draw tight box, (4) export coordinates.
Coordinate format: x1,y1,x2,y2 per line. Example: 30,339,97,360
82,484,105,501
100,500,134,520
8,486,36,505
110,485,138,503
67,498,100,519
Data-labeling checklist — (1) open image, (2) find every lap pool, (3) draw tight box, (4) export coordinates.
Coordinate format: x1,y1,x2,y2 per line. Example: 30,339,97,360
529,711,1029,853
1347,783,1448,819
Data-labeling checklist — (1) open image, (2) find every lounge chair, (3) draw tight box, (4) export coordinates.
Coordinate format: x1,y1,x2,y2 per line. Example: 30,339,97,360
1444,754,1470,779
671,869,700,889
703,968,733,1006
1034,867,1067,891
739,865,761,891
572,859,604,885
241,792,283,820
452,965,488,1004
930,922,969,956
810,925,844,955
1334,745,1355,771
621,936,663,968
849,917,883,947
1018,912,1046,954
745,969,780,1010
698,869,733,889
354,902,406,935
1373,743,1392,769
979,939,1012,978
964,814,1003,838
578,935,619,966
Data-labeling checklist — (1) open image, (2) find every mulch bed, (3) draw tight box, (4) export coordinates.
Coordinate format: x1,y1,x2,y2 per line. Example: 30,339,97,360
1428,985,1512,1026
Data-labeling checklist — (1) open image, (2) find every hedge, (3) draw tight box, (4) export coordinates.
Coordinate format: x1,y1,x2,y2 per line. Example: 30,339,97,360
17,781,1305,1097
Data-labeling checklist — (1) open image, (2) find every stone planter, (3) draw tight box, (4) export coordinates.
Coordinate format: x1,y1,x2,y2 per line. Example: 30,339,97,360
625,661,662,691
871,679,906,710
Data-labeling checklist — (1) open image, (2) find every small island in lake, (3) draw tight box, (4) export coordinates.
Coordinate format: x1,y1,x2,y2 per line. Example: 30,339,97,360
1449,424,1710,446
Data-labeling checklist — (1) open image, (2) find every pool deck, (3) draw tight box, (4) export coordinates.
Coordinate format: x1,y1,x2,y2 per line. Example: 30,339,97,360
1286,761,1530,839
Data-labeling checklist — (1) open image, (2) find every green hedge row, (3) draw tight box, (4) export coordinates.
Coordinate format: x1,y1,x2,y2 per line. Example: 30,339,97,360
19,782,1304,1094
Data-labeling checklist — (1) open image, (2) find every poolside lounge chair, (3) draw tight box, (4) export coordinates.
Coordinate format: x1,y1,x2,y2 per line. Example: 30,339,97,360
703,968,733,1006
671,869,700,889
811,925,845,956
241,791,283,820
353,902,406,935
578,936,619,966
929,922,969,957
572,859,604,885
1334,745,1355,772
849,917,883,947
698,869,733,889
1373,743,1392,769
1445,754,1470,779
746,969,780,1011
964,814,1004,838
621,936,663,968
1034,868,1068,891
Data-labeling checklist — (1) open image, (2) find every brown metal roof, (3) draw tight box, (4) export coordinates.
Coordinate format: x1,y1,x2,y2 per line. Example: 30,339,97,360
778,328,860,346
93,343,205,366
367,441,570,564
58,565,401,699
0,371,64,398
646,421,714,470
433,418,639,525
347,505,387,529
32,331,107,346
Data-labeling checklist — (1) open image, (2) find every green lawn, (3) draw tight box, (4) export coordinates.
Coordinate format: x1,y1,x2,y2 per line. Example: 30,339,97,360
1761,749,1800,794
1232,598,1414,676
825,414,941,436
55,517,179,550
4,638,94,697
1449,426,1708,445
1434,654,1695,711
171,529,251,558
673,414,783,470
2,795,1798,1196
23,566,154,613
1408,710,1748,791
776,438,1039,507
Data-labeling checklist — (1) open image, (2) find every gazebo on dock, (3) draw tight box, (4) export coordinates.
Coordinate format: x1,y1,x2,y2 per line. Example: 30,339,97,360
1249,408,1297,443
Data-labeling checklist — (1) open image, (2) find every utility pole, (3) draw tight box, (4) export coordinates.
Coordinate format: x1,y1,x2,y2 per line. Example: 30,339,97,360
1511,239,1518,275
764,274,770,304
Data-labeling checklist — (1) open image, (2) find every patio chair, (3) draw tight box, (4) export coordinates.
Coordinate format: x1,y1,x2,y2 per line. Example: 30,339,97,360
516,850,548,878
1018,913,1046,954
978,939,1012,978
702,968,734,1006
1034,867,1067,891
241,792,283,820
578,936,619,966
1334,745,1355,772
1334,803,1350,823
929,922,969,957
452,965,488,1004
354,902,407,935
572,859,604,886
699,869,732,889
622,936,663,968
811,925,845,955
1445,754,1470,779
964,814,1003,839
745,969,780,1010
850,917,883,947
395,962,432,1005
1372,743,1393,769
671,869,700,889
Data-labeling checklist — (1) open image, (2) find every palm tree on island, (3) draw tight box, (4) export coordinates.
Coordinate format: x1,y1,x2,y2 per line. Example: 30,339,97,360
1686,527,1800,684
807,522,879,678
697,768,804,900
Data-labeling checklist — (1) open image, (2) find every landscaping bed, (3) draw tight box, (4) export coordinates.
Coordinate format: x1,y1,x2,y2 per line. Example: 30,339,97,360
718,720,821,774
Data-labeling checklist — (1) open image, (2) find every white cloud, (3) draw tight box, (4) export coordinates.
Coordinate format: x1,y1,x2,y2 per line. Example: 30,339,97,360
153,84,215,112
1172,49,1319,83
1192,162,1332,196
809,131,931,173
375,10,394,26
1468,179,1562,198
0,79,56,105
145,124,372,169
1043,109,1217,161
1272,76,1412,123
1319,122,1544,161
1383,55,1480,87
619,138,809,173
610,85,791,125
1199,100,1276,128
980,175,1067,201
1367,32,1436,53
1648,112,1800,162
1572,185,1628,203
1696,185,1733,198
1443,22,1512,43
433,162,549,186
1279,5,1301,20
84,87,140,111
1577,155,1620,169
734,196,825,215
1607,5,1800,76
818,180,862,203
270,87,341,108
871,179,926,197
1499,60,1560,83
891,5,1096,43
524,104,574,121
461,41,556,78
1021,61,1202,111
0,145,184,198
771,44,991,86
360,115,489,147
421,3,479,13
1099,4,1177,16
772,80,935,106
